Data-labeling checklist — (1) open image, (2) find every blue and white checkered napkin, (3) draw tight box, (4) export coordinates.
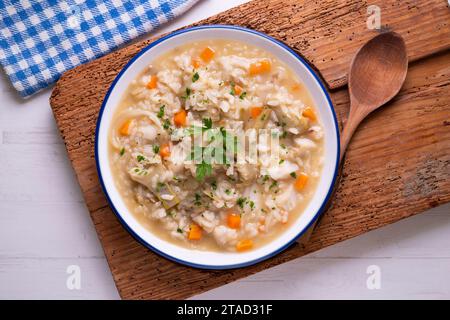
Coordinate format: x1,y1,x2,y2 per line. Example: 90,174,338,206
0,0,199,98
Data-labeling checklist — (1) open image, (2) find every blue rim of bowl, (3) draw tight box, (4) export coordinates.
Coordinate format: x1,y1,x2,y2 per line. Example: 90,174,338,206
95,25,340,270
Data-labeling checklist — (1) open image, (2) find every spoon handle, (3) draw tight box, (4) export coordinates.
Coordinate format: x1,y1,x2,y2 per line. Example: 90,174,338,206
340,101,367,162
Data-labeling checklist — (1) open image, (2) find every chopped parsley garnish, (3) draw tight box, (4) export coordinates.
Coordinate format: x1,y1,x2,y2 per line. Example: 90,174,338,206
239,92,247,100
181,87,192,99
225,189,231,195
211,180,217,191
249,200,255,210
194,193,202,206
156,182,166,192
202,117,212,130
279,159,285,165
195,161,212,181
290,172,297,178
153,145,160,154
280,131,288,139
137,155,146,162
177,228,183,234
119,147,125,156
269,181,278,190
237,197,247,209
192,72,199,82
157,105,165,118
163,119,171,130
229,86,236,96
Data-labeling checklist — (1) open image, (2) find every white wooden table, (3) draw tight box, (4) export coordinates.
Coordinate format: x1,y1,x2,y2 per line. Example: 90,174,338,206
0,0,449,299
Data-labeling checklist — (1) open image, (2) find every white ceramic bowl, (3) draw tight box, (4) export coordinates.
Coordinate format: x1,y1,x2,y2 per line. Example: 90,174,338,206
96,25,340,269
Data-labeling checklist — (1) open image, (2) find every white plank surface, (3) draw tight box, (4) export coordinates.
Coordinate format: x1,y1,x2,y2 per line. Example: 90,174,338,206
0,0,449,300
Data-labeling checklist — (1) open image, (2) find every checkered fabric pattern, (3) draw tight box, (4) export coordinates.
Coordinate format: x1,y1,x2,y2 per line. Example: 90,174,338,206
0,0,199,98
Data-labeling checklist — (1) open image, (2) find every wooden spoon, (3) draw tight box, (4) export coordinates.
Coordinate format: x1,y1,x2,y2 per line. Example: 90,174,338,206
340,31,408,161
298,32,408,246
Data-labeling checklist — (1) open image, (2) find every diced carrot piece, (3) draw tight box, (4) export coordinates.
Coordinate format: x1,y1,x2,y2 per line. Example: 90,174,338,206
236,239,253,252
159,143,171,158
294,173,308,192
191,58,201,69
119,119,132,136
250,106,263,119
146,75,158,89
188,224,202,240
227,213,241,229
234,84,243,96
249,59,271,75
302,107,317,122
173,109,187,127
200,47,215,63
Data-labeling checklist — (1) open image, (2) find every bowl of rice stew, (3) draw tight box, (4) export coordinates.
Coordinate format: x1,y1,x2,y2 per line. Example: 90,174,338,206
96,25,339,269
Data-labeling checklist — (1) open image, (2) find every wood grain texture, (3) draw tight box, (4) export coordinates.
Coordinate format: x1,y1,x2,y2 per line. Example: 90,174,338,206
49,0,450,299
49,0,450,93
200,0,450,89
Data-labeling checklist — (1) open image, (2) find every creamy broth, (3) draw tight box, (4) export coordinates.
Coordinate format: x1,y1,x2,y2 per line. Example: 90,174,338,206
109,39,324,252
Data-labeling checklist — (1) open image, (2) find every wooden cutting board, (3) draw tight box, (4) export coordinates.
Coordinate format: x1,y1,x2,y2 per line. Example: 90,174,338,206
50,0,450,299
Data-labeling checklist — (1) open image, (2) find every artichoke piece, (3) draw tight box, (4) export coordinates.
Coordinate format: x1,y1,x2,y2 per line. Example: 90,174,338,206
273,106,309,133
128,167,180,209
154,182,180,209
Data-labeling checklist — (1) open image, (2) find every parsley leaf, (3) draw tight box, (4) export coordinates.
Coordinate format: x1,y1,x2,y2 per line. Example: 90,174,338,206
192,72,199,82
237,197,247,209
157,105,165,118
137,155,146,162
119,147,125,156
163,119,171,130
156,182,166,192
194,193,202,206
153,145,160,154
269,181,278,190
239,91,247,100
195,161,212,181
202,118,212,130
290,172,297,178
182,87,191,99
